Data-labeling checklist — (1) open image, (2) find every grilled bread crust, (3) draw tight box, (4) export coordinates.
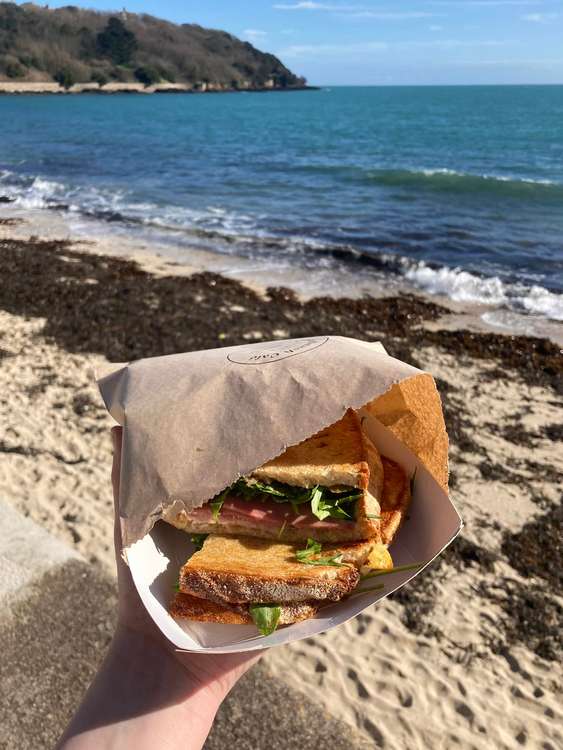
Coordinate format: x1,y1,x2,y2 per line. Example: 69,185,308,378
353,432,383,540
380,457,412,545
251,408,370,490
179,535,372,605
169,592,318,625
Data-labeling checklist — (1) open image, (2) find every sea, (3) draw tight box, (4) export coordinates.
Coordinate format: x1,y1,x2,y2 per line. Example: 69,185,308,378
1,85,563,328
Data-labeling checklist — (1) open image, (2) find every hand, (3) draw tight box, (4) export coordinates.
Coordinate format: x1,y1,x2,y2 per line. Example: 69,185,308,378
57,428,261,750
110,426,260,701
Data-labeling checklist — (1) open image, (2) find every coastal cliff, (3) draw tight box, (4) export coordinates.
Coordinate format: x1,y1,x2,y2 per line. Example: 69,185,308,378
0,3,307,93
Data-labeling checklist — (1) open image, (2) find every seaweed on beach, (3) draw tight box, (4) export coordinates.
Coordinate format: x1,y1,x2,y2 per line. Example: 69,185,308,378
501,503,562,589
394,528,562,664
416,329,563,393
391,535,497,638
0,236,560,399
0,237,445,362
478,578,562,663
540,422,563,442
442,535,497,572
469,502,563,662
390,564,444,639
484,419,539,448
434,377,484,457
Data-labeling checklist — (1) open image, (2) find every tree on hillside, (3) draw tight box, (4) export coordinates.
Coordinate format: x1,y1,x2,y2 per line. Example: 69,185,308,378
96,17,137,65
134,65,160,87
54,68,75,89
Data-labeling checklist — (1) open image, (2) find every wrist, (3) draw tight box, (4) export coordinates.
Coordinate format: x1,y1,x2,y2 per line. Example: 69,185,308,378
58,626,222,750
110,624,226,706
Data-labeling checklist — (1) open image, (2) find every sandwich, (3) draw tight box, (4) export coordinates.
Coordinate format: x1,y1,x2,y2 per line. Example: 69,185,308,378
166,409,412,636
164,409,384,543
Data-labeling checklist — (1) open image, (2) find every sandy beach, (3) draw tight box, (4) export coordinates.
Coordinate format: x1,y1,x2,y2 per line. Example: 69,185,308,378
0,210,561,749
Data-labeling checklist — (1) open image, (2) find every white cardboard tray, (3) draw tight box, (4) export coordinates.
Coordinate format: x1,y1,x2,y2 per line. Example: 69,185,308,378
127,409,462,653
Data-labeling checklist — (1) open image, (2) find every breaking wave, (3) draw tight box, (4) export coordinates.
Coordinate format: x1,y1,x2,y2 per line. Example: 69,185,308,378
361,167,562,199
1,168,562,323
403,261,563,321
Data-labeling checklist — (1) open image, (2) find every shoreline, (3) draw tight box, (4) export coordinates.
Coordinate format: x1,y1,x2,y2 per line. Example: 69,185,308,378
0,81,318,96
2,204,562,346
0,213,561,748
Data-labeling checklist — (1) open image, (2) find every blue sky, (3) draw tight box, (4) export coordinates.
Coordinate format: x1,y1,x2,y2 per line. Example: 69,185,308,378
27,1,563,85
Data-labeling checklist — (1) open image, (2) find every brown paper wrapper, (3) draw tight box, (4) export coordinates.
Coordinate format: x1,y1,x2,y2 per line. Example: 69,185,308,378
98,336,448,549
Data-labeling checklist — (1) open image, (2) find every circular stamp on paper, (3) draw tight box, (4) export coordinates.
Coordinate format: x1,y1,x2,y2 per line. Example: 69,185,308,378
227,337,329,365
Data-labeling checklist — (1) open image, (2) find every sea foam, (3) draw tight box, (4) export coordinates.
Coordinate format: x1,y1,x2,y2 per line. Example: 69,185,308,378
404,261,563,321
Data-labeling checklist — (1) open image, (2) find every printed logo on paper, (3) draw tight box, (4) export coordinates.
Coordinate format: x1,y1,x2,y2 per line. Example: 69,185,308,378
227,337,329,365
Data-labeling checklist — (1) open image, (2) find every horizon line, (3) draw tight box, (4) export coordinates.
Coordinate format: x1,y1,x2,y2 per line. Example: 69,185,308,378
313,82,563,87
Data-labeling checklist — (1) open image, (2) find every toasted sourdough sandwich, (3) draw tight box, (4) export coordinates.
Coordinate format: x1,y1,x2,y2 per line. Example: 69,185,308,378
166,410,412,635
170,534,376,631
164,409,384,543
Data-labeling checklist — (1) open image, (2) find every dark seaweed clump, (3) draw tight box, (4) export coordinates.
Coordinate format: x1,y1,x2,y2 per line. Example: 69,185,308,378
0,238,444,363
416,329,562,393
1,238,561,396
478,578,562,662
501,504,562,590
391,535,496,638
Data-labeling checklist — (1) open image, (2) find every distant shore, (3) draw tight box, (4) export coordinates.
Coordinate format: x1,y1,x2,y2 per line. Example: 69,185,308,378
0,81,318,96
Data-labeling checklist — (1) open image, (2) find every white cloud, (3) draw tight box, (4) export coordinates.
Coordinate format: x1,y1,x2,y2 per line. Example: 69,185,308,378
521,13,559,22
429,24,444,31
341,11,441,20
273,2,359,9
274,2,443,14
430,1,540,5
450,57,563,67
243,29,268,39
277,37,512,59
277,41,388,58
418,38,512,48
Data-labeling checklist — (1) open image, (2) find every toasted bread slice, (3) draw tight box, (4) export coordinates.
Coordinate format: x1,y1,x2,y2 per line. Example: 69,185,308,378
380,457,412,546
169,592,318,626
252,409,370,489
179,534,374,605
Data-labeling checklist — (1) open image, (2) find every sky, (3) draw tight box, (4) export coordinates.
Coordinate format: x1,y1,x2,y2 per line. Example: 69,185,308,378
20,1,563,85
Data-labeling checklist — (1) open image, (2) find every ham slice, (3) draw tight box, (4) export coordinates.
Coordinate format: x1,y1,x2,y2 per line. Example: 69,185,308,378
186,495,353,532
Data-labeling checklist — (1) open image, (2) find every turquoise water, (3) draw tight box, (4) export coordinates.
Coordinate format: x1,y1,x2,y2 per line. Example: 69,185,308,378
1,85,562,319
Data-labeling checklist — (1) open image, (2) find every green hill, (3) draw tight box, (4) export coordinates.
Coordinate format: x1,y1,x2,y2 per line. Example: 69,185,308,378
0,3,307,90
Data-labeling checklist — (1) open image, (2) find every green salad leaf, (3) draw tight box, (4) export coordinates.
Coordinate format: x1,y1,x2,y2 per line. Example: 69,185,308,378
249,603,281,636
295,538,346,567
229,477,360,522
190,533,208,551
347,582,385,598
295,537,323,561
242,479,288,497
209,487,230,520
311,487,357,520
